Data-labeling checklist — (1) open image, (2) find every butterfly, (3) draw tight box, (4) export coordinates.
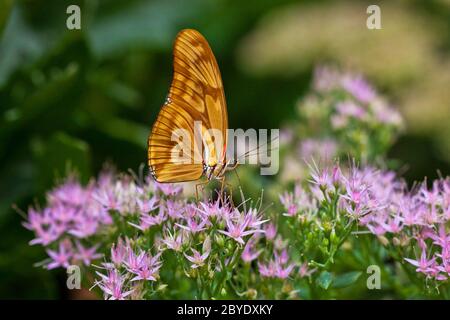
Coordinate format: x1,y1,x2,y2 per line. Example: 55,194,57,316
148,29,236,184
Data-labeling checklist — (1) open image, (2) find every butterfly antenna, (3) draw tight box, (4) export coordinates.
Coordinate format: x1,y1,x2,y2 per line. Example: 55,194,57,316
258,188,264,212
236,135,280,163
237,146,280,162
237,135,279,157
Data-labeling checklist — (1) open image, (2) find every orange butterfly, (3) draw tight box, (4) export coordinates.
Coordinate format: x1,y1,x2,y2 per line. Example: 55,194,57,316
148,29,236,185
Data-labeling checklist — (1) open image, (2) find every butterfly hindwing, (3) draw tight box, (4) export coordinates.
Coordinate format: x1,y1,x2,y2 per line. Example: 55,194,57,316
148,29,228,183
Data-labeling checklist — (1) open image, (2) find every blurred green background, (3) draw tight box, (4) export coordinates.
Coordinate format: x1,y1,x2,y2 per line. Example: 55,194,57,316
0,0,448,298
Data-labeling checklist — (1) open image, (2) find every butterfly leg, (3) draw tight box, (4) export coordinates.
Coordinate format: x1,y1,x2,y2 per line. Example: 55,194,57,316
225,182,235,209
219,177,235,208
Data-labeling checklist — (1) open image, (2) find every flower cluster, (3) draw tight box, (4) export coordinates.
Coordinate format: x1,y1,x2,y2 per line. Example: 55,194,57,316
25,170,268,299
280,66,404,181
23,177,112,269
23,65,449,299
362,176,450,282
258,248,296,280
278,160,450,287
94,238,162,300
278,163,384,268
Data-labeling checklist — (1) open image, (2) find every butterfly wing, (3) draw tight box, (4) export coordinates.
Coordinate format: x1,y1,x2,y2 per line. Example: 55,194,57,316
148,29,228,183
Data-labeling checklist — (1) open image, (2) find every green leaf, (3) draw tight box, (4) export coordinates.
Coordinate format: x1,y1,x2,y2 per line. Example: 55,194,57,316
316,271,333,290
32,132,91,191
96,116,148,149
0,0,14,36
0,5,47,87
332,271,362,289
86,0,210,58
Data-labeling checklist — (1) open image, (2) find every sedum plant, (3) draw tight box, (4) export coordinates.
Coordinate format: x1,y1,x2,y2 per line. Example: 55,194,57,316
23,66,449,299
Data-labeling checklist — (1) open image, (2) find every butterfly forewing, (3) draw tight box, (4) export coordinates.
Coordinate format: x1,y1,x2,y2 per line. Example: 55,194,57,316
148,29,228,183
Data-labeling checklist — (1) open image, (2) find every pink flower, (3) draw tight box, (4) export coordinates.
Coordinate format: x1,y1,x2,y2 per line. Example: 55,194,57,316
184,248,209,269
437,260,450,278
29,224,59,246
276,263,296,279
298,262,317,278
136,197,158,214
95,268,134,300
258,248,295,279
427,225,450,247
336,101,366,119
258,261,276,278
279,192,298,217
197,199,230,220
124,250,162,281
176,216,209,234
307,161,331,191
404,249,435,274
46,239,73,270
161,228,186,252
341,74,376,103
241,238,261,263
264,223,277,241
218,212,263,245
313,65,341,92
74,241,102,266
48,180,91,207
23,208,45,232
111,238,129,266
299,138,337,162
331,165,341,186
275,249,289,265
68,216,99,238
93,188,122,212
129,207,165,231
380,215,403,234
154,182,182,196
165,200,184,219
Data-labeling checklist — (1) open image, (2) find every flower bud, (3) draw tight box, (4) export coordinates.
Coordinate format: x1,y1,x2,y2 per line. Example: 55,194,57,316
377,235,389,246
203,236,211,253
282,283,294,294
246,289,258,300
157,284,168,292
332,165,341,187
392,237,400,246
215,234,225,248
330,228,339,245
323,221,333,233
189,268,198,278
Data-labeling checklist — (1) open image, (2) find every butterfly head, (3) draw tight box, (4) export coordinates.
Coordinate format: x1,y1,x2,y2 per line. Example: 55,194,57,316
204,163,225,181
204,158,238,181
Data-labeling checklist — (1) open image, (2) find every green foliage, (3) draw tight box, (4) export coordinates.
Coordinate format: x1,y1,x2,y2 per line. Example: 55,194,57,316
0,0,449,299
316,271,333,290
332,271,362,289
